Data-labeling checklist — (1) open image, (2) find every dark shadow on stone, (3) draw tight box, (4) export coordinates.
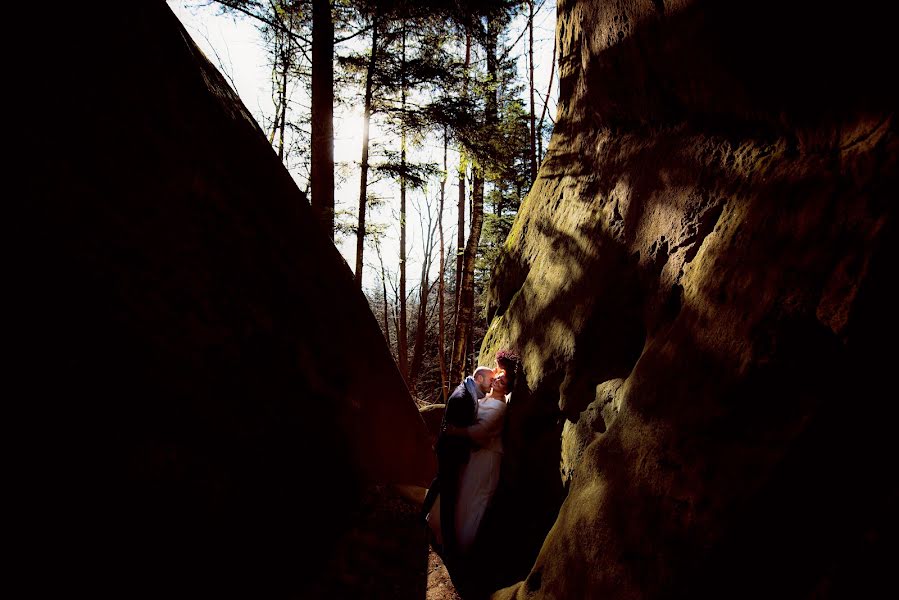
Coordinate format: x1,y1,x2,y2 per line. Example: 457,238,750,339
23,3,433,598
478,2,897,586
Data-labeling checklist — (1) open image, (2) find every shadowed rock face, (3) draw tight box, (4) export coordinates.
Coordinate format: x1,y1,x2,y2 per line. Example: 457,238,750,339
25,3,433,597
482,0,898,598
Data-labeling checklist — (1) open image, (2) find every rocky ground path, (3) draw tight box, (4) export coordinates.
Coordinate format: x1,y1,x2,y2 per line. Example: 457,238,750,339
426,548,462,600
305,484,461,598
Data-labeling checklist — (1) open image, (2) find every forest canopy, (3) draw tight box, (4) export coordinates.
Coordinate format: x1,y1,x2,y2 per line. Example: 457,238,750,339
179,0,558,402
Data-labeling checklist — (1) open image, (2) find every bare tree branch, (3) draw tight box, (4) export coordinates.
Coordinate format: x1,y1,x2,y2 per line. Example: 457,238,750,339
214,0,311,44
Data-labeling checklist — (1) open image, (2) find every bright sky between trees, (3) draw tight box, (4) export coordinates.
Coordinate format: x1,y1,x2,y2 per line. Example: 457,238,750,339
168,1,558,291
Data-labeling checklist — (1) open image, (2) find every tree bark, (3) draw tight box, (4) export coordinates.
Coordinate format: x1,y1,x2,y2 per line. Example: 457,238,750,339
311,0,334,238
450,171,483,384
409,203,436,388
438,129,448,402
278,33,290,160
455,164,466,306
376,242,392,349
528,0,537,182
398,23,409,382
354,15,378,286
454,32,471,313
451,18,496,383
537,30,557,164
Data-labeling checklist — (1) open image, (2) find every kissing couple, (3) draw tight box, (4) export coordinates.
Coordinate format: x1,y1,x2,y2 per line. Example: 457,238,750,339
421,350,520,576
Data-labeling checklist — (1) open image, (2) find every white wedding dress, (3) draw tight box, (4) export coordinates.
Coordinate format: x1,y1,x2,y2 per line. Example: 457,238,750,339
454,396,507,553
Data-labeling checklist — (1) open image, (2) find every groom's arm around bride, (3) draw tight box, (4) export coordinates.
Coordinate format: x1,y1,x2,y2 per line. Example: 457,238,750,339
421,367,496,557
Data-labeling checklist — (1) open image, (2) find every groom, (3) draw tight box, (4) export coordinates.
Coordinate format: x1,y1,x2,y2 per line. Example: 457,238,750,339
421,366,495,560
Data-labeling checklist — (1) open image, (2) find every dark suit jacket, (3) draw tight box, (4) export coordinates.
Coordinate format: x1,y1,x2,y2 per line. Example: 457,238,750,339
436,379,479,465
420,378,481,554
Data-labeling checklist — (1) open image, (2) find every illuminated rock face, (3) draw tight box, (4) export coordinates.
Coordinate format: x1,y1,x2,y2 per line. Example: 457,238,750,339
482,0,898,597
28,3,432,597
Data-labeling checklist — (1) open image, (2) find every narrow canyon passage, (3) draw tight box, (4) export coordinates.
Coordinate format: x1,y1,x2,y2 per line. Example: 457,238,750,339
23,1,897,599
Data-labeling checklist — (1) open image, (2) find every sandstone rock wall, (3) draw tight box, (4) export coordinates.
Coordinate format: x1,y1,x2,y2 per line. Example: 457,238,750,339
25,3,433,597
482,1,898,597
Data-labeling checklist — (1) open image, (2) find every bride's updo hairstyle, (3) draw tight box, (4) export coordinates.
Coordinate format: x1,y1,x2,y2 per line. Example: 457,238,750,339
496,349,521,392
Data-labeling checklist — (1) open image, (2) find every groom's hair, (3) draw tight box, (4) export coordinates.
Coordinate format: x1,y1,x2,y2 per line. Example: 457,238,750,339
473,366,494,380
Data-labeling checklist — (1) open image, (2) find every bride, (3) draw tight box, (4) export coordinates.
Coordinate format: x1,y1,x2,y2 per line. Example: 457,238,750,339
444,368,511,554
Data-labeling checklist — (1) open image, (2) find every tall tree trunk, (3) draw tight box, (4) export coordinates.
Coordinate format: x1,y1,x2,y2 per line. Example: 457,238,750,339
382,283,391,348
398,23,409,382
354,16,379,286
278,37,289,160
450,172,484,384
409,282,429,391
454,32,471,313
409,212,435,387
275,34,289,158
438,128,448,402
455,162,466,304
311,0,334,238
376,242,391,349
269,57,280,146
537,31,557,164
528,0,537,182
467,312,475,376
393,290,402,357
451,18,496,383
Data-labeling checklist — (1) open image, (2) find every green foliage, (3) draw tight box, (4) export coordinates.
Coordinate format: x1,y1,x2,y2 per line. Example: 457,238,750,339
371,154,440,189
214,0,553,401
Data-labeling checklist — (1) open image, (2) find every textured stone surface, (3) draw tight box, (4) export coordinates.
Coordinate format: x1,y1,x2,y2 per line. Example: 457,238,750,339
25,3,433,597
481,0,898,598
